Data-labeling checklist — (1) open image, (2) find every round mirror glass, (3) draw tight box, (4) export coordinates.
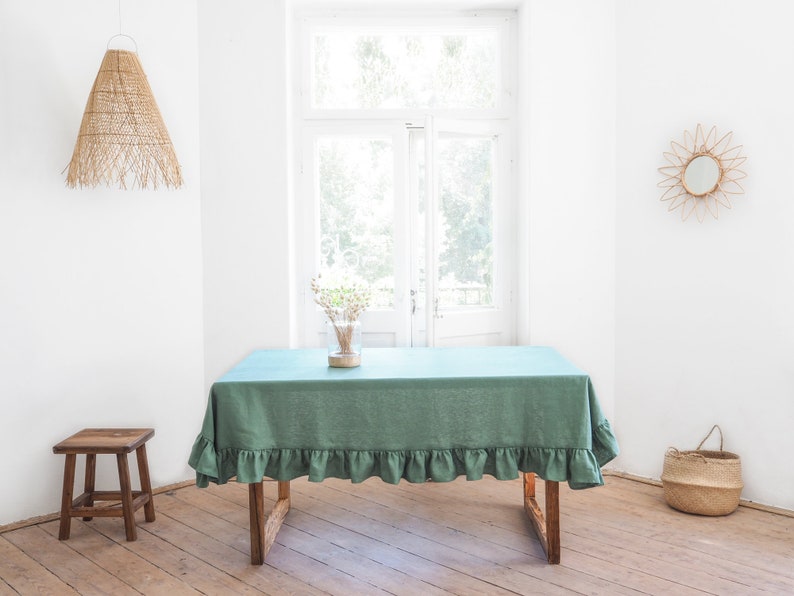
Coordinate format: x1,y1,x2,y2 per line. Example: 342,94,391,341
683,155,720,196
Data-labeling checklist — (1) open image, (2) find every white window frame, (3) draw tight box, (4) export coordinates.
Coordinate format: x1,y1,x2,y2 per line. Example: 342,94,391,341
292,9,518,348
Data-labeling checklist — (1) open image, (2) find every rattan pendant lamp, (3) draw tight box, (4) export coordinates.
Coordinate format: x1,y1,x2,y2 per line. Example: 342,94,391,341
66,32,182,190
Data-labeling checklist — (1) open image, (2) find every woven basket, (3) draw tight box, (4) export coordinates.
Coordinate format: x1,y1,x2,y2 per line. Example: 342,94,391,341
661,425,743,516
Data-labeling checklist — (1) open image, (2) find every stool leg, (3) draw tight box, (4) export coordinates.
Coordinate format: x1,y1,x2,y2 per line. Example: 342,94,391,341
116,453,137,541
136,444,156,523
58,454,76,540
83,453,96,521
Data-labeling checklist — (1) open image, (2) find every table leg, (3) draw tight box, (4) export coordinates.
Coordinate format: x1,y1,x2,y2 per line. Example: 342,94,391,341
249,480,291,565
523,472,561,564
249,482,265,564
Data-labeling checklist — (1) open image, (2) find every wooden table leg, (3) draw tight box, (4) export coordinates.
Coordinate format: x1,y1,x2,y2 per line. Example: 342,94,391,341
523,472,561,564
249,480,291,565
545,478,560,563
249,482,265,564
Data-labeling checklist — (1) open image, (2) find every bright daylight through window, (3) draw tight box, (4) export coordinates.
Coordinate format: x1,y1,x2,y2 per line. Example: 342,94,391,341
312,29,498,110
295,13,516,348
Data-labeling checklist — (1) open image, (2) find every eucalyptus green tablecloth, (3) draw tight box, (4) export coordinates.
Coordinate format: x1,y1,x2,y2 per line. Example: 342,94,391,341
189,346,619,490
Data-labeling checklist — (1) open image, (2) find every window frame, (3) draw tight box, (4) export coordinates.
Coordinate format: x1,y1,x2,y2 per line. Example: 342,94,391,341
292,9,518,348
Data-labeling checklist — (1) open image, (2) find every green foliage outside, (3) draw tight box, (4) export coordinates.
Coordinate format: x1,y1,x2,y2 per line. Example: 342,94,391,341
315,30,496,308
437,137,494,306
318,138,395,307
314,31,496,110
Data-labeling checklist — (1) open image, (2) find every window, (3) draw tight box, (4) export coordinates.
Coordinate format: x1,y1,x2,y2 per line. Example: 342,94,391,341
294,12,517,348
311,28,499,110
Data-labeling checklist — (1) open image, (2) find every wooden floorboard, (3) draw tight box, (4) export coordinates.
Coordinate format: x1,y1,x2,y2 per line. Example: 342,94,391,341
0,476,792,595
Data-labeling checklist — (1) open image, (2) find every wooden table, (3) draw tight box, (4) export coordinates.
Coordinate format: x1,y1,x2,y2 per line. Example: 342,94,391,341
189,346,619,565
249,471,559,564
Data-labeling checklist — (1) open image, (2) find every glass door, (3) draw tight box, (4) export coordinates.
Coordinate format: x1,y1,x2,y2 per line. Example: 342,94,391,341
411,118,514,347
299,120,514,348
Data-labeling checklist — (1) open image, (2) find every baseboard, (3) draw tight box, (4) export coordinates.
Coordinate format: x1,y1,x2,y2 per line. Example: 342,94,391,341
604,469,794,519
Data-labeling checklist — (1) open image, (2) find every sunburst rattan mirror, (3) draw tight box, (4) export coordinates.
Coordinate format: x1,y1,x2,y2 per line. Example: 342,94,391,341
658,124,746,222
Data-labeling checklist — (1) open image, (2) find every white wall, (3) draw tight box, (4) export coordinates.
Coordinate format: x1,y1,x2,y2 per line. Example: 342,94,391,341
0,0,204,525
615,0,794,509
525,0,617,421
197,0,292,389
3,0,792,526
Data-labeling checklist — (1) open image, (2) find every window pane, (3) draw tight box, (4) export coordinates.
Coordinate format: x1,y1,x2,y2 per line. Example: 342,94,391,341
437,135,494,308
313,29,498,110
317,137,395,308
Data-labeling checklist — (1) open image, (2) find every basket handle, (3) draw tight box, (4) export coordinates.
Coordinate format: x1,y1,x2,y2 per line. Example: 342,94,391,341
696,424,724,451
666,447,708,462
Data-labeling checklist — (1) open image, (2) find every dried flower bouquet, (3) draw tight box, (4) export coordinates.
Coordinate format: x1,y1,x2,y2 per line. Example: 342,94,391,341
311,276,371,357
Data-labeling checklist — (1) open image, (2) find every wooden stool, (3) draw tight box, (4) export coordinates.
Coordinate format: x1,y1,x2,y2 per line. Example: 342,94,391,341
53,428,155,541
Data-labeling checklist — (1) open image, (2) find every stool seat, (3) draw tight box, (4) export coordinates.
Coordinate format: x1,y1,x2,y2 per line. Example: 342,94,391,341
53,428,155,542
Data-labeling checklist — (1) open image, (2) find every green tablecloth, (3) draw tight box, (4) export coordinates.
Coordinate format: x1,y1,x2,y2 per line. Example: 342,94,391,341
189,346,619,490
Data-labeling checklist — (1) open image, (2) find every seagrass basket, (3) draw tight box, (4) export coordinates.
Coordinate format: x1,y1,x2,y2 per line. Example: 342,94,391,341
661,425,743,516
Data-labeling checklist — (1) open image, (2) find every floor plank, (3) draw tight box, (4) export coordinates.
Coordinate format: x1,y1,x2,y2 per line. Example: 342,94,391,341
410,478,770,590
164,487,388,595
210,482,544,595
0,535,79,595
3,525,137,596
155,495,328,594
1,476,792,595
316,477,703,594
36,518,201,595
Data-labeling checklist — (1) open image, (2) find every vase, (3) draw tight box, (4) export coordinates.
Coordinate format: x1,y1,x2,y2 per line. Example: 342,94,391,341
327,320,362,367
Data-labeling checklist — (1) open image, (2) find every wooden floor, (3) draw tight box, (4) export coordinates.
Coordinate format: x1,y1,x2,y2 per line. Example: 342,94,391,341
1,475,793,595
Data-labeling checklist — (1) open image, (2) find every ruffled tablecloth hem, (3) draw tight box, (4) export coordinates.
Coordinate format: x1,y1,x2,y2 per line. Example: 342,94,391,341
189,421,618,491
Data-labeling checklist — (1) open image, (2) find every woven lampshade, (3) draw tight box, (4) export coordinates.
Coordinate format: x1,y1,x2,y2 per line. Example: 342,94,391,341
66,49,182,190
